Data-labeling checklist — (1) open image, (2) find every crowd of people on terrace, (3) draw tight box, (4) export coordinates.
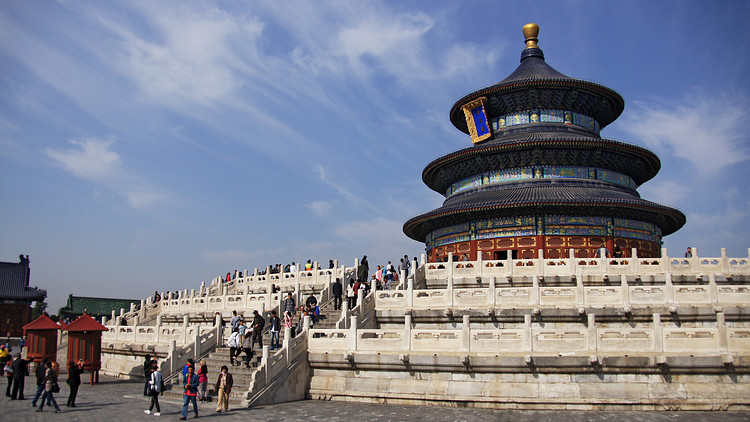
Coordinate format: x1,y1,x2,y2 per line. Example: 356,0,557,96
222,258,339,280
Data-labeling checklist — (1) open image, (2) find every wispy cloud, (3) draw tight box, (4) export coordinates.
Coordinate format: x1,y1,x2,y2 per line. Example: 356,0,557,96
45,137,122,180
621,93,750,176
638,179,690,208
45,137,165,210
308,200,332,217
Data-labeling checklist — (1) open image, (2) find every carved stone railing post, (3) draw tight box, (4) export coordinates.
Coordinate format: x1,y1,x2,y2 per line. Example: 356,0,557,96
653,313,663,353
182,315,189,345
717,312,728,354
349,315,357,350
447,276,454,308
489,276,496,306
263,345,270,380
283,327,292,365
524,314,532,352
587,313,596,353
404,314,412,351
462,315,470,353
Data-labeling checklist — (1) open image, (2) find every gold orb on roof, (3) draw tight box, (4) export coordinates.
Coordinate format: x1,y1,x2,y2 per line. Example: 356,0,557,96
523,23,540,49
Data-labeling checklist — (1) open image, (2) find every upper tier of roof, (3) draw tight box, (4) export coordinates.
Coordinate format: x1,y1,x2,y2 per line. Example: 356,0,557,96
449,26,624,137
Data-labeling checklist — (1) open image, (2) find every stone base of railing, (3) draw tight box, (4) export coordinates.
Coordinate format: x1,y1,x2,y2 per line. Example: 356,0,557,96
307,352,750,410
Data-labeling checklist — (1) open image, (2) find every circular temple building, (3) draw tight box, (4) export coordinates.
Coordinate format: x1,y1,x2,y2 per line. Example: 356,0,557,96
404,24,685,262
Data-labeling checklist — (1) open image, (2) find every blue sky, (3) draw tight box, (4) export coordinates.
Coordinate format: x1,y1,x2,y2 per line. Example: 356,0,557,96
1,1,749,313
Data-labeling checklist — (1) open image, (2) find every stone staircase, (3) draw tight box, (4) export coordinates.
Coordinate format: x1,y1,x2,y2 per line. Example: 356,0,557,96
162,347,264,407
162,303,336,408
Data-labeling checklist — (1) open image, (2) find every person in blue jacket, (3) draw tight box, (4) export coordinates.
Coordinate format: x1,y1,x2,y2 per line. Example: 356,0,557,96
180,364,199,420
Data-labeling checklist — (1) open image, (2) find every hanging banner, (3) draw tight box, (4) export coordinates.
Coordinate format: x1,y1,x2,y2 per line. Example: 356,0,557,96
461,97,492,144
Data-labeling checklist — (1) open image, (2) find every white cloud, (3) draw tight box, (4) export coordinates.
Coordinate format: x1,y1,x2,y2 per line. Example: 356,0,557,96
637,179,690,208
106,3,264,105
308,200,332,217
45,137,166,210
621,94,750,176
45,137,122,181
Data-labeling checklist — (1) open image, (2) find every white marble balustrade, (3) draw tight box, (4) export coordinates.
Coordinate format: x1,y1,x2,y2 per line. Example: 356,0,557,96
308,313,749,356
425,248,750,282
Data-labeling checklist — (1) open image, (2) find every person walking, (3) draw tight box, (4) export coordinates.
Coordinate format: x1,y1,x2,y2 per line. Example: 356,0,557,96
227,329,241,366
357,255,369,282
10,353,29,400
332,278,343,311
251,310,265,349
36,361,60,413
347,280,356,310
241,332,254,368
197,360,208,402
144,363,163,416
3,359,13,397
65,359,84,407
269,310,281,350
214,365,233,413
31,358,47,406
179,364,199,420
143,354,154,396
283,293,295,316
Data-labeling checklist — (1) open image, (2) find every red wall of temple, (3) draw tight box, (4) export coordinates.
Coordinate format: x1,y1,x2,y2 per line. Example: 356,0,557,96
428,235,661,262
0,304,32,338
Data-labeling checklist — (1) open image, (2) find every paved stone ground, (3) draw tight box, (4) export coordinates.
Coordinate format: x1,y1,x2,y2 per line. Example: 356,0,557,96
1,375,749,421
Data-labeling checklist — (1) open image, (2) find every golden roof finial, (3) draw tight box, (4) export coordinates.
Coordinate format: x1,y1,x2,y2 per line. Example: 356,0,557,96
523,23,540,49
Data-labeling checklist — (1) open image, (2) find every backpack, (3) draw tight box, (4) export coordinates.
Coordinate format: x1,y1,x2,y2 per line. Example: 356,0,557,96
228,332,240,348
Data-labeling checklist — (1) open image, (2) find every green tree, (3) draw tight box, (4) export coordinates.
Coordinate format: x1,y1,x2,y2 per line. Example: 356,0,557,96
31,300,48,319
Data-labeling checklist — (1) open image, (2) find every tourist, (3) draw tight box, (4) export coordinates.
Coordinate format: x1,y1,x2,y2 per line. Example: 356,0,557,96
197,360,208,402
241,332,254,368
401,255,411,277
386,261,395,282
10,353,28,400
614,246,623,258
283,293,296,316
214,365,233,413
65,359,84,407
36,361,60,413
283,311,292,331
180,364,199,420
290,262,297,272
357,255,369,282
144,363,162,416
305,260,313,271
238,320,247,338
152,291,161,303
595,242,610,258
3,359,12,397
0,345,8,366
143,354,154,396
251,310,265,349
227,329,241,366
296,307,305,335
31,357,47,406
347,280,356,310
328,259,335,269
685,247,693,258
332,278,343,311
229,310,242,332
181,358,194,383
269,310,281,350
305,292,318,309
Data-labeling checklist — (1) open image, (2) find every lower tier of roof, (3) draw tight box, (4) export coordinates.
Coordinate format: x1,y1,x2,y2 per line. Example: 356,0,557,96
403,180,686,242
